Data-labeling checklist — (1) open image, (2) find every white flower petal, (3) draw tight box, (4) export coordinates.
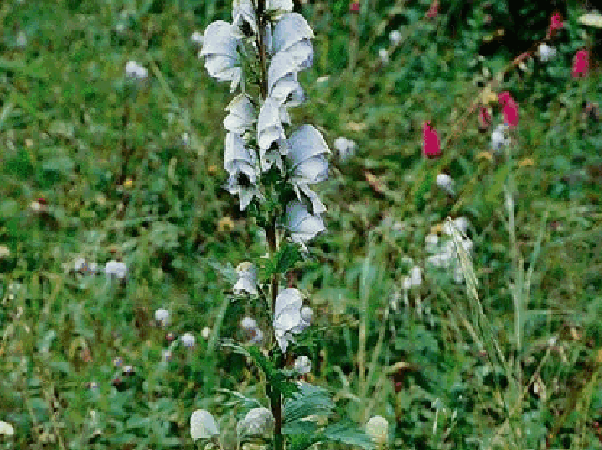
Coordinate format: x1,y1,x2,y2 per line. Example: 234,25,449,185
224,94,256,135
436,174,454,195
191,410,219,440
267,41,313,92
267,0,293,15
272,13,314,55
366,416,388,445
288,125,330,167
224,132,257,182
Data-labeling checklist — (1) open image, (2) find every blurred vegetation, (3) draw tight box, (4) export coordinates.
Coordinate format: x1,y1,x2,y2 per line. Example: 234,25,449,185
0,0,601,449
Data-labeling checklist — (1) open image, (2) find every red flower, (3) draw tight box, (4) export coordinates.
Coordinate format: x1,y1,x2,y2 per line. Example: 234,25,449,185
426,0,438,18
572,50,589,78
349,2,360,13
423,121,441,157
547,13,563,39
498,91,519,127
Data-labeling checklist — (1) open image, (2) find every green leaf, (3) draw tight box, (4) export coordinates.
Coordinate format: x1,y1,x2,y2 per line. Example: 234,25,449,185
274,242,301,275
321,420,375,450
284,383,334,423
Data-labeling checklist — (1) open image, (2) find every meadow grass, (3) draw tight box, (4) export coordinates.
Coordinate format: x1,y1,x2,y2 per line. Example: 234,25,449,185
1,0,602,449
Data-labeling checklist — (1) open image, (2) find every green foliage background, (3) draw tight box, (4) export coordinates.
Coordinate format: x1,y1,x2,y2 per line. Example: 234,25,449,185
1,0,601,448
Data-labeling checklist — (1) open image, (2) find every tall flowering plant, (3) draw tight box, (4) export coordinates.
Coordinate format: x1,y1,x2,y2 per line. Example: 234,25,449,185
192,1,374,450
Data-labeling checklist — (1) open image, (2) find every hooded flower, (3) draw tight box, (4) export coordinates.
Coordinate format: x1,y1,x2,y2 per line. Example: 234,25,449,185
258,97,288,170
284,201,325,249
423,121,441,157
436,173,454,196
233,262,258,295
224,132,261,210
191,410,220,441
200,21,242,92
224,94,256,136
287,125,330,210
233,0,257,35
273,288,308,352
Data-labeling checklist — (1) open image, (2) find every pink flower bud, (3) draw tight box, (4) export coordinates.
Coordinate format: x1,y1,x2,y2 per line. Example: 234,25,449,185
498,91,519,127
423,121,441,158
547,13,563,39
572,50,589,78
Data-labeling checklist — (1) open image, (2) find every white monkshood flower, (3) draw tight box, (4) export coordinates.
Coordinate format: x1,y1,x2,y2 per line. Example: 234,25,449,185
0,421,14,436
284,201,326,249
224,132,261,210
155,308,169,326
233,0,257,35
162,349,172,362
191,410,220,441
389,29,402,46
237,407,274,438
241,316,258,331
258,97,287,170
294,355,311,374
365,416,389,445
378,48,389,64
491,123,509,152
233,262,259,295
538,43,556,62
270,73,305,107
200,21,242,92
426,251,453,269
273,288,304,352
272,13,314,55
436,174,455,196
224,94,256,136
267,42,313,92
288,125,330,184
191,31,204,46
181,333,195,348
333,136,357,162
125,61,148,79
105,260,127,279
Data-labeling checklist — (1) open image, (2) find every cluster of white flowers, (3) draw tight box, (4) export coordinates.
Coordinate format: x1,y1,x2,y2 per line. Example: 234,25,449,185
426,217,473,284
200,0,328,248
537,43,557,63
237,407,275,438
104,260,128,279
491,123,510,153
125,61,148,79
333,136,357,162
436,173,455,196
241,315,264,343
365,415,388,445
293,355,311,374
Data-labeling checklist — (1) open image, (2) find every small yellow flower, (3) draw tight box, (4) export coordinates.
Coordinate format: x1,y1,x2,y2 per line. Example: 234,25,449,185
208,164,218,174
124,178,133,188
218,216,234,232
518,158,535,167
